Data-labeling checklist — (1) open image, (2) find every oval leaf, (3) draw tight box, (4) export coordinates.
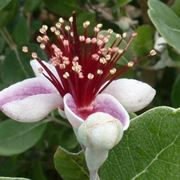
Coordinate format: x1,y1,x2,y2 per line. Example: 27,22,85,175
0,119,47,156
54,147,89,180
148,0,180,51
100,106,180,179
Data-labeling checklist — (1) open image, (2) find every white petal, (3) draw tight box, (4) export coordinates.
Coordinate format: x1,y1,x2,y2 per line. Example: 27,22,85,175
64,93,129,130
2,93,62,122
103,78,156,112
0,77,57,108
64,94,84,128
30,59,58,78
94,94,129,130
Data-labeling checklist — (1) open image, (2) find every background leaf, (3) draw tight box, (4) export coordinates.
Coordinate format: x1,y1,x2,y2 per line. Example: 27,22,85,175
0,0,17,27
54,147,89,180
0,0,12,11
43,0,82,16
148,0,180,51
0,119,47,156
100,107,180,180
12,15,30,46
131,25,154,57
171,0,180,17
171,74,180,108
0,50,29,87
24,0,41,12
117,0,133,7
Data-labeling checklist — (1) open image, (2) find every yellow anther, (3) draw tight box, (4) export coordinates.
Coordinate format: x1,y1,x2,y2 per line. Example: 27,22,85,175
97,69,103,75
110,68,117,74
31,52,38,59
36,36,42,43
40,43,46,49
22,46,28,53
69,17,73,23
59,17,64,23
83,21,90,28
97,24,103,28
122,32,127,38
99,57,107,64
55,22,61,29
63,72,70,79
50,26,56,32
65,26,70,31
150,49,157,56
127,61,134,67
87,73,94,80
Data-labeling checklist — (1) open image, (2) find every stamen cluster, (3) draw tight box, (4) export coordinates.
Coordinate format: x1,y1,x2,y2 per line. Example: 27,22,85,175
22,12,156,109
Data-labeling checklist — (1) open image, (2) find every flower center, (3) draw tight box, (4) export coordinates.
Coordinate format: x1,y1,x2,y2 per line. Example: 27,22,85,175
22,12,156,110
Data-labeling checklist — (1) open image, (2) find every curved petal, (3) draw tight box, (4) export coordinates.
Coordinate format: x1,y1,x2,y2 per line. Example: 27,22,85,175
0,77,63,122
30,59,58,78
2,93,62,122
64,93,129,130
64,94,84,128
0,77,58,108
103,78,156,112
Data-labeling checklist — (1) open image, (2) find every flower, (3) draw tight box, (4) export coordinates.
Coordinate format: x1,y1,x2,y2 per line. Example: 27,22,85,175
0,12,156,131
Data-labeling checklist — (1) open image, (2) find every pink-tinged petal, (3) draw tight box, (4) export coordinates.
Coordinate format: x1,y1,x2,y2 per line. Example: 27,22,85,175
0,77,58,108
64,93,129,130
64,94,84,128
103,78,156,112
93,94,129,130
30,60,58,78
2,93,62,122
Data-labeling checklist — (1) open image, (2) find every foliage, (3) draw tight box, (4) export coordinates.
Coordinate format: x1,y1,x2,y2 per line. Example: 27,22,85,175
0,0,179,179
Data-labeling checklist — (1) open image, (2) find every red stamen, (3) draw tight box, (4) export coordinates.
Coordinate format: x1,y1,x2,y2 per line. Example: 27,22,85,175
27,13,145,111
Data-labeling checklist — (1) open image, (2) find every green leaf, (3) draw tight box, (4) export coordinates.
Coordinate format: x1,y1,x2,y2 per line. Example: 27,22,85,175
131,25,154,57
171,0,180,17
1,50,28,86
54,147,89,180
43,0,82,17
0,0,17,27
171,75,180,107
100,107,180,180
24,0,41,12
13,15,29,46
117,0,133,7
0,119,47,156
148,0,180,52
0,177,30,180
32,162,47,180
0,0,12,11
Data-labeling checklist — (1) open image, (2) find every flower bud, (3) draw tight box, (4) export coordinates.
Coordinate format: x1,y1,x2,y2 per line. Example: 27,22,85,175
77,112,124,177
77,112,123,150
